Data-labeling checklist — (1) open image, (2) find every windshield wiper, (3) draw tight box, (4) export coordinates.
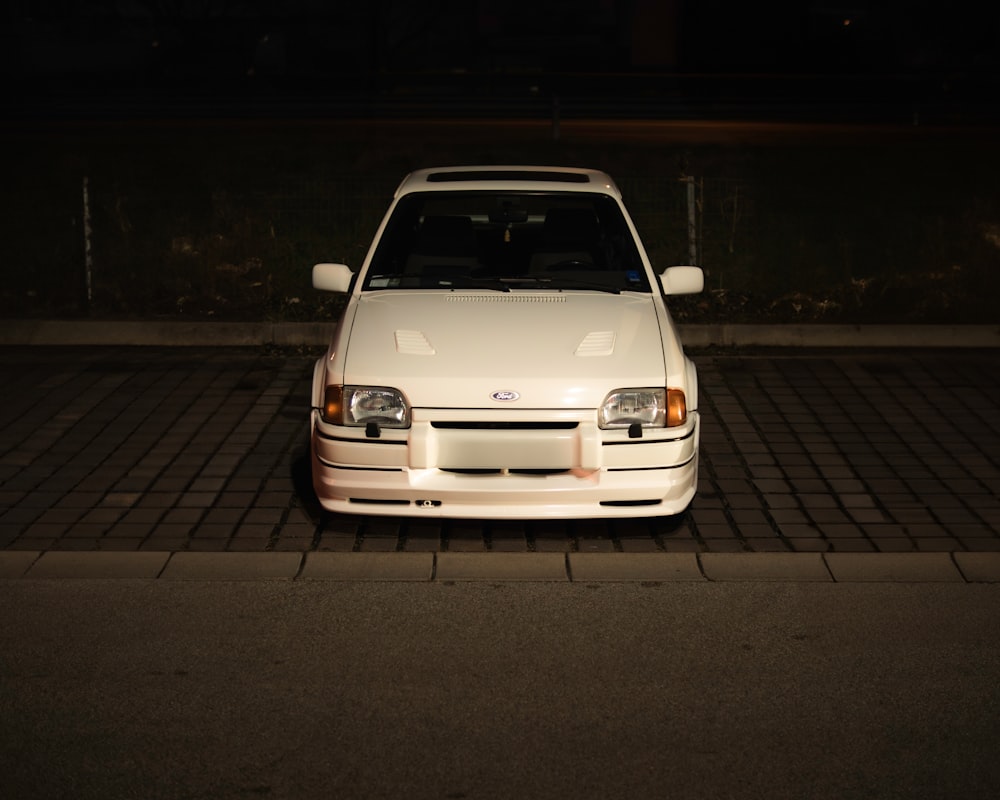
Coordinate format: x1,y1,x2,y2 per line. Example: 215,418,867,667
441,276,511,292
519,276,622,294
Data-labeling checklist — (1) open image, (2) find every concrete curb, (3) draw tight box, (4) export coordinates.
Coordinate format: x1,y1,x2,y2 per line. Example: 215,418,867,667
680,324,1000,349
1,320,998,348
824,552,966,582
5,551,1000,583
0,320,339,347
569,552,703,582
953,552,1000,583
159,551,303,580
0,551,44,578
17,551,170,579
699,552,832,581
300,551,434,581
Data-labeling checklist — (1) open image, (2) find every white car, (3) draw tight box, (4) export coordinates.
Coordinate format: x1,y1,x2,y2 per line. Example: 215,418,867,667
310,166,704,519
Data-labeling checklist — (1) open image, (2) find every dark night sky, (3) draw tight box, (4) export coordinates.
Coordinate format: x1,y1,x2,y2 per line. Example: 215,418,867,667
8,1,1000,115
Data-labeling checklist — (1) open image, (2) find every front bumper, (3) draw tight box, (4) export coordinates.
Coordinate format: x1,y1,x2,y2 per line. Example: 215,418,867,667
311,407,699,519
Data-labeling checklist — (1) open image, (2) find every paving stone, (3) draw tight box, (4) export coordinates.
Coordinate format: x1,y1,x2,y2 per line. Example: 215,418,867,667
661,538,704,553
788,539,831,552
695,524,736,539
279,522,316,539
36,508,84,525
233,523,275,538
100,492,142,508
96,538,144,551
736,523,778,539
913,537,959,552
870,538,915,552
809,509,853,524
216,491,258,508
725,494,765,510
730,509,769,525
139,537,189,551
65,523,112,539
148,522,195,539
23,522,71,538
7,538,59,551
80,508,125,525
828,538,876,552
191,523,236,538
702,539,746,552
958,537,1000,552
849,508,890,524
445,537,485,552
693,509,730,526
138,493,182,508
172,491,217,509
4,347,999,569
532,538,572,553
576,538,615,553
764,494,801,509
742,537,792,552
120,508,165,525
55,492,104,508
186,538,230,551
619,538,660,553
226,537,271,552
490,536,530,552
358,536,399,552
314,533,357,552
819,523,863,538
105,522,156,538
401,536,441,552
270,538,314,552
769,508,809,524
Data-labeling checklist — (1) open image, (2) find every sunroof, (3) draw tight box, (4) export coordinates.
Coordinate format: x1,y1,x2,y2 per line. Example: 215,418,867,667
426,170,590,184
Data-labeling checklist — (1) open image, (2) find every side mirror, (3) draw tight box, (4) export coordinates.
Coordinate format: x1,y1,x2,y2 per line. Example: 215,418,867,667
312,263,354,293
659,266,704,295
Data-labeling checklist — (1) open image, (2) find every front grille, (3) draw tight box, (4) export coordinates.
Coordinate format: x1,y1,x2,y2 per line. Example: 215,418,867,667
431,421,578,430
441,468,569,476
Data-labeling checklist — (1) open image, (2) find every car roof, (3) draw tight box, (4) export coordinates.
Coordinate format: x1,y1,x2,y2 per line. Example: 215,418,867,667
394,166,622,199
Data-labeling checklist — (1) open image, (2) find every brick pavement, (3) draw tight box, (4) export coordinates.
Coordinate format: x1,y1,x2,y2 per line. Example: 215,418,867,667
1,346,998,555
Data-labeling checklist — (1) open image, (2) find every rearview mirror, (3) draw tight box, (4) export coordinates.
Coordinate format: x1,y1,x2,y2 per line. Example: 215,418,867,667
659,266,704,295
312,263,354,293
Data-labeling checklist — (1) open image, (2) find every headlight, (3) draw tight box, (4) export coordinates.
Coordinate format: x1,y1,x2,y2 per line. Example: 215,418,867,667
599,388,686,429
322,385,410,428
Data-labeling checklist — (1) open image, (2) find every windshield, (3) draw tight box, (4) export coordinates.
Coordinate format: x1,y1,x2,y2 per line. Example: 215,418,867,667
362,191,651,293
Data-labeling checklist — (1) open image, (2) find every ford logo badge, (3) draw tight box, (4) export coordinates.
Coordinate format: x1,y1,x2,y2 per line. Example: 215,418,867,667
491,390,520,402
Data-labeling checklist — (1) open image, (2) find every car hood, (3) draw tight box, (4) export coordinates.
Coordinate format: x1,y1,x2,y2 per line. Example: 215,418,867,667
341,291,668,409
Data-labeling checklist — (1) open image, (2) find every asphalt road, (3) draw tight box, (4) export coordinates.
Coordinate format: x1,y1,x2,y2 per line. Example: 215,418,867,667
3,579,999,800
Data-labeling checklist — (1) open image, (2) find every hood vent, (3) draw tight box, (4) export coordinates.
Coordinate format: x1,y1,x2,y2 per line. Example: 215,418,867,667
576,330,616,356
445,295,566,304
394,330,436,355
